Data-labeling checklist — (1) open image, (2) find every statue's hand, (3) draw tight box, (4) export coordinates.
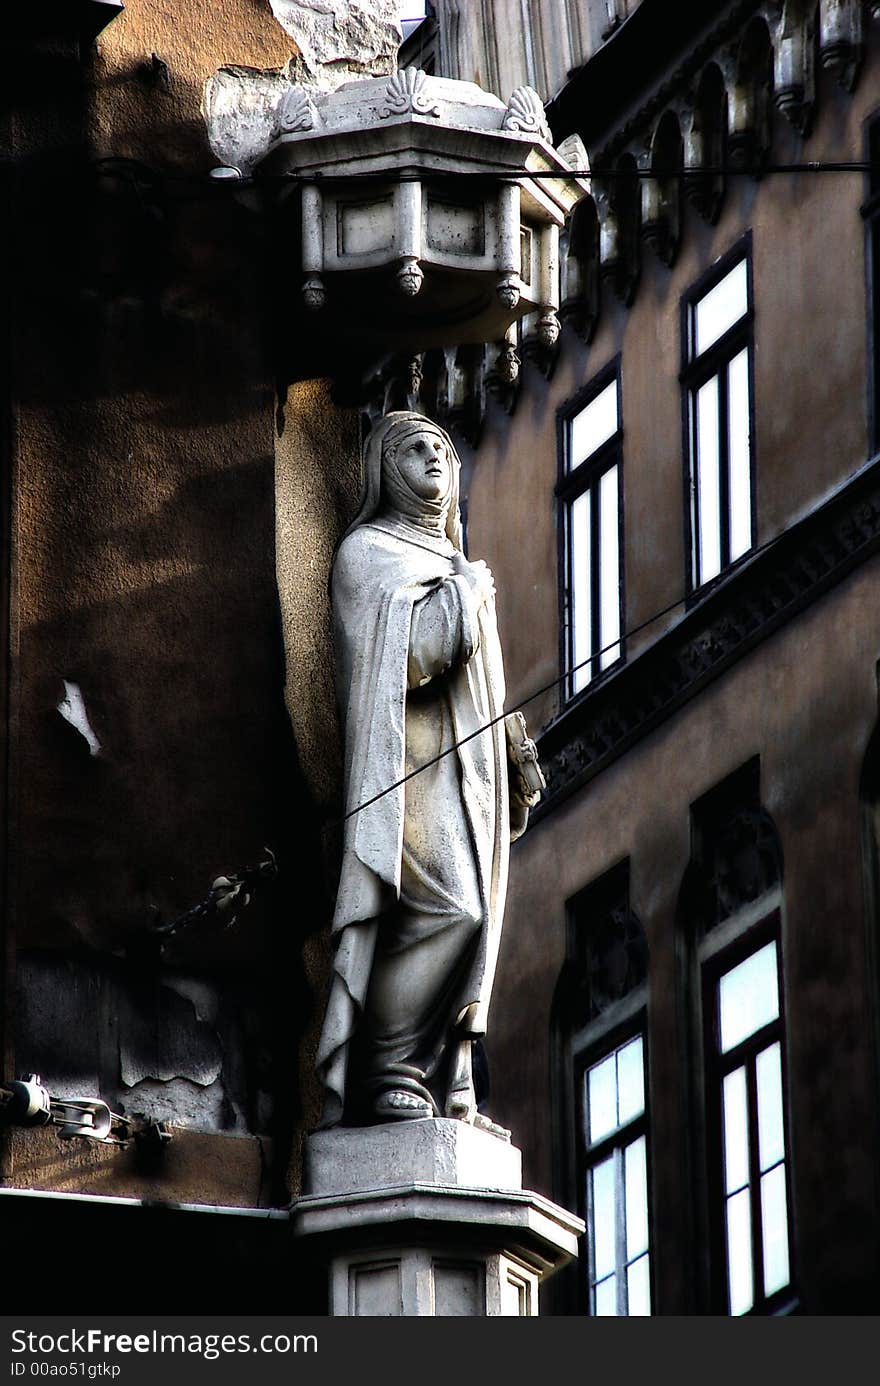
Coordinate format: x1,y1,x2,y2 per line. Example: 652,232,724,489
452,552,496,606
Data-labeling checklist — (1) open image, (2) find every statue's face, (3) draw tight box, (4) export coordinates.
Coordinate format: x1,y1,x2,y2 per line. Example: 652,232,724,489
391,429,452,504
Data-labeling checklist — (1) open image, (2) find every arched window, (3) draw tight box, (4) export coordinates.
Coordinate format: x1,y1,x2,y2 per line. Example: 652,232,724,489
553,861,651,1315
681,760,795,1315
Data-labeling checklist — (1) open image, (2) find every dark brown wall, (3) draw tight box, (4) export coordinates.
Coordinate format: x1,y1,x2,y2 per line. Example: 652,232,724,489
464,38,880,1313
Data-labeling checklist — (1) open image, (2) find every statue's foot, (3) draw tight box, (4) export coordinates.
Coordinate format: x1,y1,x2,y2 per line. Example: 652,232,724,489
374,1089,433,1121
444,1037,477,1122
473,1112,511,1141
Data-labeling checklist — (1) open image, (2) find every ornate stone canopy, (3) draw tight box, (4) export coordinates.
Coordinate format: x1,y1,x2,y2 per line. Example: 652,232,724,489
251,69,589,351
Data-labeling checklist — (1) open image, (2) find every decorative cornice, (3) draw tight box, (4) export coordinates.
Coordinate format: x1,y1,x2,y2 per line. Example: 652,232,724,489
591,0,762,166
547,0,760,156
533,454,880,821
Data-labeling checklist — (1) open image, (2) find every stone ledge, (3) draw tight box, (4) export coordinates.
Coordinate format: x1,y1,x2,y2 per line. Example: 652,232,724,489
294,1181,583,1271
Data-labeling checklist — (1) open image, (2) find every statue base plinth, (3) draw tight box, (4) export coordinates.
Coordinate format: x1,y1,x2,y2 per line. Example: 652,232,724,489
292,1119,583,1316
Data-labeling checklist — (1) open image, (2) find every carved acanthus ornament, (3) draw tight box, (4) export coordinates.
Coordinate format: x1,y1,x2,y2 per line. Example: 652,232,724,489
277,85,318,135
378,66,441,118
503,87,553,144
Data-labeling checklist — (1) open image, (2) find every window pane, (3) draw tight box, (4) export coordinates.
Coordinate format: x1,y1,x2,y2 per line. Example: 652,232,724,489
718,942,779,1053
570,380,618,469
726,1186,754,1315
591,1155,617,1281
616,1035,645,1126
727,348,752,562
695,375,721,584
626,1254,651,1316
694,258,748,355
760,1163,790,1297
756,1042,785,1172
587,1052,617,1144
570,489,591,695
594,1275,618,1316
598,465,621,671
722,1065,750,1194
624,1135,649,1260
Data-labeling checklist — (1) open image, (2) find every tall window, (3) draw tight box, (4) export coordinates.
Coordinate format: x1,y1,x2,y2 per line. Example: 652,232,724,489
865,116,880,452
706,929,793,1314
584,1034,651,1314
559,368,623,697
555,863,651,1315
684,763,794,1314
684,248,755,591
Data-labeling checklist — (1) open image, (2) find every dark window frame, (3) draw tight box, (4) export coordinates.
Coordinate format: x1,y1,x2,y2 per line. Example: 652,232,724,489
701,911,796,1315
681,235,757,599
556,358,625,701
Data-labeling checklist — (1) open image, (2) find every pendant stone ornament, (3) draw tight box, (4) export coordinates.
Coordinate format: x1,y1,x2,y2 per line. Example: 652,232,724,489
379,66,441,119
303,276,326,310
537,310,561,347
397,256,424,296
496,273,520,309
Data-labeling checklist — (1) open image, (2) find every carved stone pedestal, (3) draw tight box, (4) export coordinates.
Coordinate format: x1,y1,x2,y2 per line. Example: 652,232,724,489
292,1119,583,1316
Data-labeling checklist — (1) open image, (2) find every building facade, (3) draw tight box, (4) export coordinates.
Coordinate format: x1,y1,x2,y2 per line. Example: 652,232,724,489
5,0,880,1318
439,0,880,1315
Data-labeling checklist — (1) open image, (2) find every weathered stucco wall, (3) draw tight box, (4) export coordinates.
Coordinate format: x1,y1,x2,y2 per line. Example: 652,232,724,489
3,2,358,1210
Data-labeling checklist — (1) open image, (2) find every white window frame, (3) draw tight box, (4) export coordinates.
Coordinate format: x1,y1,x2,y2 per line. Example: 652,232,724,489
684,247,755,592
559,368,624,699
701,909,795,1315
581,1030,652,1316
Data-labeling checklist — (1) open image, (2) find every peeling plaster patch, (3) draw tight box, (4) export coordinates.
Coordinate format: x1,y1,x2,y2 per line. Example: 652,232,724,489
119,986,222,1088
268,0,401,89
57,681,101,757
123,1077,245,1131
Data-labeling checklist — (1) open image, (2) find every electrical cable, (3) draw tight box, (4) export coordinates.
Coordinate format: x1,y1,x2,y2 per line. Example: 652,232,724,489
339,510,854,825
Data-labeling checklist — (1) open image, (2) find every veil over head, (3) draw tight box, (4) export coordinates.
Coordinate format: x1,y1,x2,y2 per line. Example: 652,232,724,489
342,412,464,551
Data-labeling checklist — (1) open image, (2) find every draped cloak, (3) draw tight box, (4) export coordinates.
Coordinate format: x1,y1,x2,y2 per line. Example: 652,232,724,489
316,423,510,1127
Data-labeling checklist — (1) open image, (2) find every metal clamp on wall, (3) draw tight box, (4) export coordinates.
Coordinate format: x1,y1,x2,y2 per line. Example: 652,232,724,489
0,1074,132,1144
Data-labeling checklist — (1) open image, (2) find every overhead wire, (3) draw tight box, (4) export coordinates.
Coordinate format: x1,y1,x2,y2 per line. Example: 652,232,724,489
339,509,834,826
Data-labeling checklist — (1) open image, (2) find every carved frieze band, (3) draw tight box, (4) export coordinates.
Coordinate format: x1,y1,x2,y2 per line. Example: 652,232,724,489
533,456,880,821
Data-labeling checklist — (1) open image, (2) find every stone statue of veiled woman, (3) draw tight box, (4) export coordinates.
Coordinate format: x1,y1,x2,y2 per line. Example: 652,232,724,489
316,412,538,1127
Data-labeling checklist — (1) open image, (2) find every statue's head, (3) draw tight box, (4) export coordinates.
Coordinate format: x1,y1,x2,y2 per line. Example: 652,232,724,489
344,412,463,549
380,418,454,514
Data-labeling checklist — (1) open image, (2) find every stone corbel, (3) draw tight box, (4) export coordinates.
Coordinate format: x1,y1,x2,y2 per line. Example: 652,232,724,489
721,47,770,174
640,137,681,269
773,2,816,136
405,354,424,411
441,346,485,447
819,0,864,91
301,181,325,310
495,183,522,310
682,95,725,225
559,216,599,344
536,223,561,350
520,309,559,381
395,180,424,298
595,182,639,307
486,326,522,415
